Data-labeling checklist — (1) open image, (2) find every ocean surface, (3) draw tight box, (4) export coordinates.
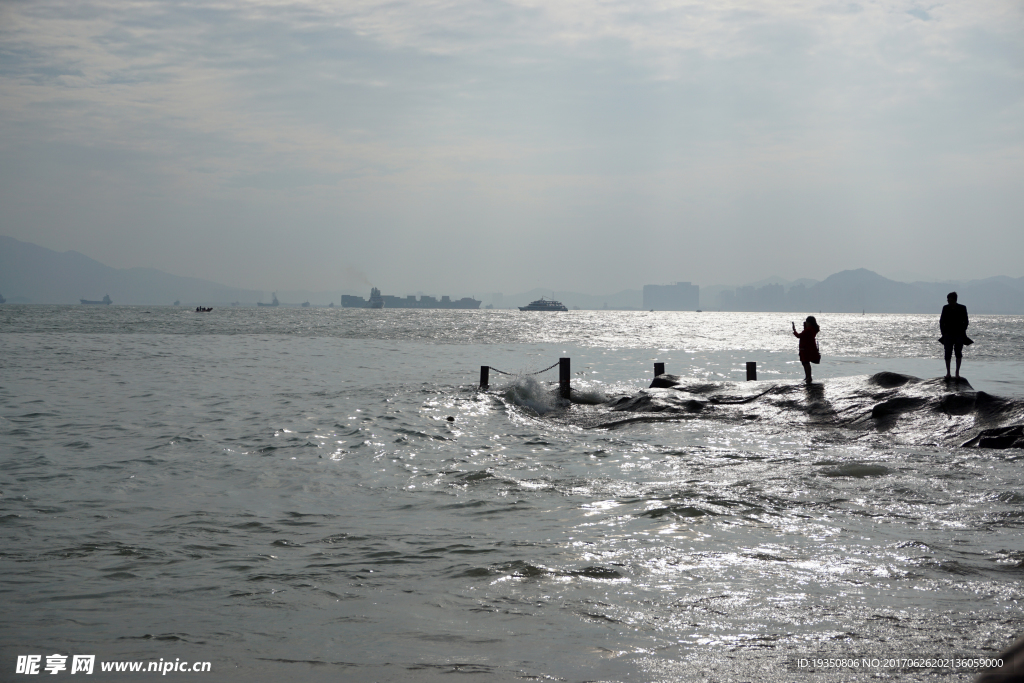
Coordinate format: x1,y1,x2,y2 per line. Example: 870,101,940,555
2,306,1023,682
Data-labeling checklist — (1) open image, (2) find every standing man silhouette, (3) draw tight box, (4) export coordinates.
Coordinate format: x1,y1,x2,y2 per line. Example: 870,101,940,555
939,292,971,380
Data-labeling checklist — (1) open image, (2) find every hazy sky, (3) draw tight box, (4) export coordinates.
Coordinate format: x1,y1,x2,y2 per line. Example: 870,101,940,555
2,0,1022,295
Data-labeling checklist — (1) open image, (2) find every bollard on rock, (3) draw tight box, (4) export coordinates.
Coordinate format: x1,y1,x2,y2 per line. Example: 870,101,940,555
559,358,571,399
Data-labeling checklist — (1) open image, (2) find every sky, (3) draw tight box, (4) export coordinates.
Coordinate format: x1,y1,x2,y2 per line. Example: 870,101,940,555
1,0,1022,296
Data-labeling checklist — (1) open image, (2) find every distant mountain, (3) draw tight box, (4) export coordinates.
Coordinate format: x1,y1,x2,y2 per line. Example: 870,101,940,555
740,275,821,291
0,235,264,305
3,235,1021,312
810,268,923,312
711,268,1024,314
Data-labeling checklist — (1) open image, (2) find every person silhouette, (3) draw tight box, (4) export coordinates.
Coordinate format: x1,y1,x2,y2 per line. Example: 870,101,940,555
792,316,820,383
939,292,971,380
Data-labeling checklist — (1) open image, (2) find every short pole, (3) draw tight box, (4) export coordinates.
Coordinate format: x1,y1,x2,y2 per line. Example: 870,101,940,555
480,365,489,390
746,361,757,381
654,362,665,377
559,357,571,399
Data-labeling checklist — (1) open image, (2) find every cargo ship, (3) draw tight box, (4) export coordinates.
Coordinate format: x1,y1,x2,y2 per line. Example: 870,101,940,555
81,294,112,305
343,288,481,309
257,293,280,307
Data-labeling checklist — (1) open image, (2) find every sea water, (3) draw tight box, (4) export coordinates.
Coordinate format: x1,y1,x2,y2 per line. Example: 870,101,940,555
1,306,1023,682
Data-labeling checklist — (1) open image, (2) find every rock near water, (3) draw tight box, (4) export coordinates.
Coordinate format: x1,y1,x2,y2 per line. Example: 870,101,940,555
576,372,1024,449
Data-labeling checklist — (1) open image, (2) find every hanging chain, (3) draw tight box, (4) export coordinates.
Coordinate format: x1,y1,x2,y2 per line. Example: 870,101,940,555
487,360,561,376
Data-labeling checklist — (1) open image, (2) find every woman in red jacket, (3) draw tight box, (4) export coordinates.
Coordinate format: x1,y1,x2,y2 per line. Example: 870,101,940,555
792,316,820,383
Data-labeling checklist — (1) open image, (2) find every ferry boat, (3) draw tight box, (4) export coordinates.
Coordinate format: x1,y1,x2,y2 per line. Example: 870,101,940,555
81,294,112,305
519,297,567,312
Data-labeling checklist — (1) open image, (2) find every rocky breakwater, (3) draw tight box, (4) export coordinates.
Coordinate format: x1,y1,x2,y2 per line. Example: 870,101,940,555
585,371,1024,449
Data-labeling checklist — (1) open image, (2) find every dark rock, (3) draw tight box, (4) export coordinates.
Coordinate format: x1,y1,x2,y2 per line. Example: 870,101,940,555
939,393,976,415
974,631,1024,683
869,371,916,388
871,396,929,419
962,425,1024,449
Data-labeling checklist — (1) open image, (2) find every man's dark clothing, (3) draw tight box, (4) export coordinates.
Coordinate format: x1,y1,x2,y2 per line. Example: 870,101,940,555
940,302,970,359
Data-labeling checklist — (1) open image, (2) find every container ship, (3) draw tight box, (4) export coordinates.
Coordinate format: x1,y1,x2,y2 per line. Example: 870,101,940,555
343,288,481,309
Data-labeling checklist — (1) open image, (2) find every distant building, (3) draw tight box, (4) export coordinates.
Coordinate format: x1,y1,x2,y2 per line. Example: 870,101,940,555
643,282,699,311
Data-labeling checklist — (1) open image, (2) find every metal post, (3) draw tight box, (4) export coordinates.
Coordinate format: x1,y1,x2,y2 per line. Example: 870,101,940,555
480,365,489,390
746,361,757,381
559,357,570,399
654,362,665,377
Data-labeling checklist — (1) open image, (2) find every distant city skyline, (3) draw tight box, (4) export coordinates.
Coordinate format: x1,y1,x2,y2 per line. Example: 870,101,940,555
4,235,1024,313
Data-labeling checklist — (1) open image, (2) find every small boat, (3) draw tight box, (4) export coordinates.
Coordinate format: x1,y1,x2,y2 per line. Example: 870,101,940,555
0,292,6,304
301,301,310,307
519,297,567,312
173,300,180,306
81,294,112,305
195,306,213,312
258,293,280,307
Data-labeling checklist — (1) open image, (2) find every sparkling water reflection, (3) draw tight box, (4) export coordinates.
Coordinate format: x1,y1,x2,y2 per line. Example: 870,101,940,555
1,307,1022,681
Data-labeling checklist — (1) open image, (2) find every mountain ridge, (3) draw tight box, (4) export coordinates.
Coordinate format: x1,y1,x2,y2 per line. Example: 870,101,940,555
2,236,1022,311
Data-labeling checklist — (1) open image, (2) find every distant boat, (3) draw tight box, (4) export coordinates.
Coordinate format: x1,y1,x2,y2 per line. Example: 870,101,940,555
173,300,180,306
0,292,6,304
81,294,112,305
301,301,310,307
519,297,567,312
258,292,280,307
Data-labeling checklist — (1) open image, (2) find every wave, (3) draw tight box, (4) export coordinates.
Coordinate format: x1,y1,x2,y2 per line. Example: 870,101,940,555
581,372,1024,448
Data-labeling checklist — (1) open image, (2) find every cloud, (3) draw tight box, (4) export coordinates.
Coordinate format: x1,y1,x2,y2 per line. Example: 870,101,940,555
0,0,1022,290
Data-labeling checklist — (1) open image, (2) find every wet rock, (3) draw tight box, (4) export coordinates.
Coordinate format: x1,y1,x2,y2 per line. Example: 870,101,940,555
871,396,930,419
974,631,1024,683
609,392,705,414
939,393,976,415
595,372,1024,447
650,373,684,389
961,425,1024,449
869,371,917,388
